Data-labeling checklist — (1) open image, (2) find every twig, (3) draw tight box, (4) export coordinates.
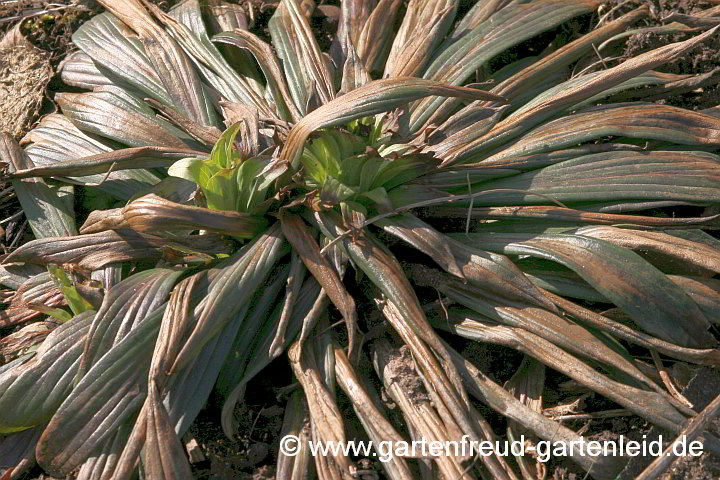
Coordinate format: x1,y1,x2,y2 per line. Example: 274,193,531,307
650,349,694,409
636,392,720,480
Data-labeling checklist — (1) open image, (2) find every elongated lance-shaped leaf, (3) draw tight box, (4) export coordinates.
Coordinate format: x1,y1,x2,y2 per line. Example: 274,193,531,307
435,310,691,435
494,6,648,100
1,134,76,238
0,311,93,433
428,205,720,229
410,0,601,131
74,422,132,480
482,103,720,163
17,144,201,179
276,389,313,480
448,0,509,42
504,357,545,480
157,0,276,120
96,0,218,127
77,268,183,381
79,194,268,239
269,251,306,357
438,150,720,210
204,0,264,92
36,305,165,477
55,90,196,149
282,0,335,106
213,29,303,123
313,210,473,405
439,335,626,479
384,0,458,78
376,213,557,312
281,215,360,362
440,25,719,165
219,276,326,438
330,0,375,69
280,77,507,167
0,424,44,479
452,232,716,348
576,226,720,276
71,13,173,106
169,223,287,373
144,380,194,480
2,229,230,271
288,333,353,477
540,289,720,367
356,0,403,73
20,114,165,200
411,264,667,396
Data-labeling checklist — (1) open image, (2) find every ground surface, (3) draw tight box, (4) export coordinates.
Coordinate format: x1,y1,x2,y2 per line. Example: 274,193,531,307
2,0,720,479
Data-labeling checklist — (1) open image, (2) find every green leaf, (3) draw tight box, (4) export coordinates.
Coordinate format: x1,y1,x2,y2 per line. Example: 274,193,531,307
47,265,94,316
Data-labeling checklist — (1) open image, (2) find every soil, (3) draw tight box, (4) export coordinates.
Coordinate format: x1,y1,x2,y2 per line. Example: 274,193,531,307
3,0,720,479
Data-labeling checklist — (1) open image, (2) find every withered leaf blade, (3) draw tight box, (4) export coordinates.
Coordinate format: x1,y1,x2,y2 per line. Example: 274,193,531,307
0,311,93,434
454,232,716,348
1,133,77,239
9,146,205,180
288,337,353,476
333,346,414,480
79,194,268,239
384,0,458,78
144,381,194,480
430,205,720,229
576,226,720,276
411,0,602,131
281,77,507,167
3,229,230,271
96,0,218,127
280,215,359,363
441,336,626,479
71,13,173,106
441,25,719,164
435,310,689,435
356,0,404,73
77,268,184,381
36,307,165,476
484,103,720,162
213,29,303,123
456,150,720,210
169,224,287,373
55,91,195,149
58,50,114,90
21,114,164,201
